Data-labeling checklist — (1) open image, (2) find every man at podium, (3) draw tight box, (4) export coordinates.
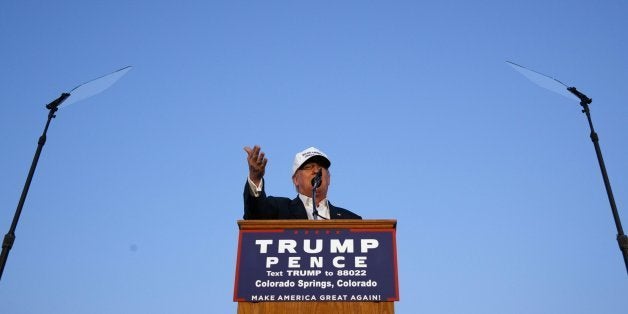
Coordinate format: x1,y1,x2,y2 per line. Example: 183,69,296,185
243,145,361,220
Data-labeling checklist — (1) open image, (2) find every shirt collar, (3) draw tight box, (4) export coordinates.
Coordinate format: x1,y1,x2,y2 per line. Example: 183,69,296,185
298,193,330,219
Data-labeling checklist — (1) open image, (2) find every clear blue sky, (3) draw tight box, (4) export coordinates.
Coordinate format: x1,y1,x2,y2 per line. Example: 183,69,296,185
1,1,627,313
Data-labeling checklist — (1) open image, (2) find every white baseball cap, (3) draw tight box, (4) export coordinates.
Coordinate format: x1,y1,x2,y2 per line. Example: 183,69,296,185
292,147,331,176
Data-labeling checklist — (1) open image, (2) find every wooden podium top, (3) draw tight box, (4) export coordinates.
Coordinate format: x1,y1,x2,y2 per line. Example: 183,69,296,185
237,219,397,230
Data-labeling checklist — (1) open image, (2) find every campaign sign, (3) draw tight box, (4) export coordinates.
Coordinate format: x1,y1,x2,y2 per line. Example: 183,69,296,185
233,228,399,302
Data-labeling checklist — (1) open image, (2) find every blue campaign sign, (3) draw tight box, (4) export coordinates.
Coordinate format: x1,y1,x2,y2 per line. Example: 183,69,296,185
233,227,399,302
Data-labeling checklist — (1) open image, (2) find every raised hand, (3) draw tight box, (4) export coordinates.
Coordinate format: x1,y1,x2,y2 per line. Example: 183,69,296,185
243,145,267,186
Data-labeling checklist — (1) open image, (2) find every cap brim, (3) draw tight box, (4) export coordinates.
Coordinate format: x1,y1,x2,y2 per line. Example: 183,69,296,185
300,155,330,169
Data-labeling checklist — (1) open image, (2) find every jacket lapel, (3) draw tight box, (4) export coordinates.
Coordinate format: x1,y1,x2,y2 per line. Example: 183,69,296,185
289,197,309,219
328,203,342,219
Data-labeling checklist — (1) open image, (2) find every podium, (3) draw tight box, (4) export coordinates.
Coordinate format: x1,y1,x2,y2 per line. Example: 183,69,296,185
234,219,398,314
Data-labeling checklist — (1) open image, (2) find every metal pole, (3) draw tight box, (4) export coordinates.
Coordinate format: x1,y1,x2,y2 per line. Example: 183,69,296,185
569,87,628,275
0,93,68,281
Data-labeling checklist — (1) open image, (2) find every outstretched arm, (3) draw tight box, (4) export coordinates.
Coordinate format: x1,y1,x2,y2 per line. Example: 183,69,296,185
243,145,272,219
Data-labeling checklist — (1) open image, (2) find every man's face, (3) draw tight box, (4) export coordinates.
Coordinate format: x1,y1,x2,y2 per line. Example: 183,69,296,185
292,161,330,199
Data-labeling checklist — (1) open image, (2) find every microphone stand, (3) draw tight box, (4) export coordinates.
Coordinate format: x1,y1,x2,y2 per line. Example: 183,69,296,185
0,93,69,280
312,186,319,220
569,87,628,275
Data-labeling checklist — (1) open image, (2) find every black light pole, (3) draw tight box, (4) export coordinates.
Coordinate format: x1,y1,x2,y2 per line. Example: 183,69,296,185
0,93,69,280
0,66,131,281
569,87,628,274
507,61,628,275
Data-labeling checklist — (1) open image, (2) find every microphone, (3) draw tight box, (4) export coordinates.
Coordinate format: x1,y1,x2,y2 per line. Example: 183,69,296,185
311,169,322,188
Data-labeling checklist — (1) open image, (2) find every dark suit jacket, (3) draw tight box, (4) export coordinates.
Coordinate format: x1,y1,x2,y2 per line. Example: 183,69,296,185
243,180,361,220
